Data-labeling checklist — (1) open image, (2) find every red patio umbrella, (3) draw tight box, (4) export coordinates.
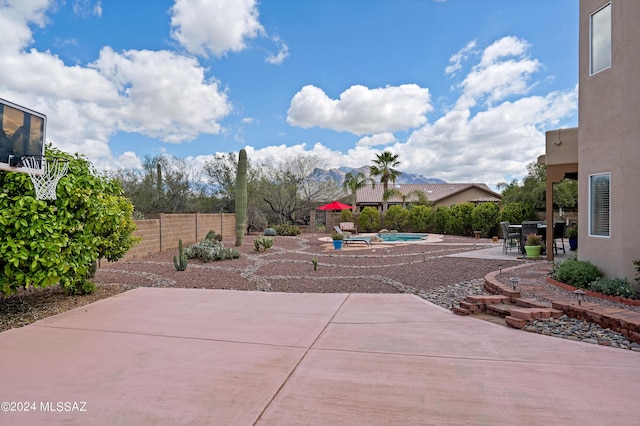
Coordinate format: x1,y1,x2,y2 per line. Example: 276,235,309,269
317,200,352,210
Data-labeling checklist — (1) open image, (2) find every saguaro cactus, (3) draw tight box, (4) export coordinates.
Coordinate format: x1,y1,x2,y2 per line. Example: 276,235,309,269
235,149,248,246
173,239,188,271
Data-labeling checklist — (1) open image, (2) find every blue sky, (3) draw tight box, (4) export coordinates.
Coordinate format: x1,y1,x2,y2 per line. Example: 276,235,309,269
0,0,579,189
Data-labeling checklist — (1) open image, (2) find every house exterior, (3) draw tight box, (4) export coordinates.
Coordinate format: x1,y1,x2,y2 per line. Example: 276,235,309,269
545,1,640,281
356,183,501,211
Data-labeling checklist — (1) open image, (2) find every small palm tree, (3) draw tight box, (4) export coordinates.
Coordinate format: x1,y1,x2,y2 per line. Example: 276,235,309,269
342,171,374,212
369,151,402,211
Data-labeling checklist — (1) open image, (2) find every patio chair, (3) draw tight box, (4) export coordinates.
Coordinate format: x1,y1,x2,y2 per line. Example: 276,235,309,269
332,226,371,246
339,221,357,233
500,222,521,254
553,222,566,255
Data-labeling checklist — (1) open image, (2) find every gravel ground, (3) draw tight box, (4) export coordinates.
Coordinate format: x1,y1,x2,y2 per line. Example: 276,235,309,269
1,234,517,332
2,234,639,352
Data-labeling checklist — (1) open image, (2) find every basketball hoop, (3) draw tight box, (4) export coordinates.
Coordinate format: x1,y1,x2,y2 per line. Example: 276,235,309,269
20,156,69,200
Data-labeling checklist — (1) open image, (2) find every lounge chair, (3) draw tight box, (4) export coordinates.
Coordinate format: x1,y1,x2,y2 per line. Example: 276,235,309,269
333,226,371,246
339,221,357,233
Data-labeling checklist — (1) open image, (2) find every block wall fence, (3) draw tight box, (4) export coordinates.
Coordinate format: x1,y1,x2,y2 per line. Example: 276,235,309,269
119,213,236,261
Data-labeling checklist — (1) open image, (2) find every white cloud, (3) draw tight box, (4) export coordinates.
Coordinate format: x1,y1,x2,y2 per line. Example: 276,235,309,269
356,133,397,147
170,0,264,57
91,47,231,143
287,84,432,135
0,1,233,171
72,0,102,17
265,35,289,65
445,40,476,76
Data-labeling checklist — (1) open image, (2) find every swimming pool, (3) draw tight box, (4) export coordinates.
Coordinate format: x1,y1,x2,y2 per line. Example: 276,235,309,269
377,232,428,242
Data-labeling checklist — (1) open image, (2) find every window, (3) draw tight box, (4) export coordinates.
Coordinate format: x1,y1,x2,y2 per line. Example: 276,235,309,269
590,3,611,74
589,173,610,237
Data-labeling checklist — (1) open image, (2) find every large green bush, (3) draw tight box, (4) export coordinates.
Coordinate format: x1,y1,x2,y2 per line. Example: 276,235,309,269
446,203,474,236
409,205,433,232
430,206,449,234
358,206,381,232
383,205,410,231
471,202,499,237
0,145,139,295
551,259,603,289
498,201,537,224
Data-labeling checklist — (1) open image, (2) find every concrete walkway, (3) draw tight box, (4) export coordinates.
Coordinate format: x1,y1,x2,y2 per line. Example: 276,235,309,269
1,287,638,425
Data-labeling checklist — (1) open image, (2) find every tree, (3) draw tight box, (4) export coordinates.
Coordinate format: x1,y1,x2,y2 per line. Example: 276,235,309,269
342,171,373,212
369,151,402,211
262,154,342,225
497,161,577,212
0,145,139,295
112,154,204,213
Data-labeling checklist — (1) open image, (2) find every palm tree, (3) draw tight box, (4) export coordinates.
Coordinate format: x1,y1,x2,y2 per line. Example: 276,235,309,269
369,151,402,211
342,171,374,212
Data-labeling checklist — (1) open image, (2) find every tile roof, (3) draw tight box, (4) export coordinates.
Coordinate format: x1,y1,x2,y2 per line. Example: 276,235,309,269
356,183,501,204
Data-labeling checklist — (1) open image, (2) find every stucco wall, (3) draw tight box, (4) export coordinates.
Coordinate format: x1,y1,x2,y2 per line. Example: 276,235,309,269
579,0,640,281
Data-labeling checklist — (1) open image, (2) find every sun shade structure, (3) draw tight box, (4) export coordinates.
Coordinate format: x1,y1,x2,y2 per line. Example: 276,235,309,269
317,201,352,210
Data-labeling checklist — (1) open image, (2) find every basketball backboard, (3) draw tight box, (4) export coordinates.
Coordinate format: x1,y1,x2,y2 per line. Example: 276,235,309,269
0,97,46,175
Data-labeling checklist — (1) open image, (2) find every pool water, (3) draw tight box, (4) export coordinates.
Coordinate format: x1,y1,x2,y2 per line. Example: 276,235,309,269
377,233,428,242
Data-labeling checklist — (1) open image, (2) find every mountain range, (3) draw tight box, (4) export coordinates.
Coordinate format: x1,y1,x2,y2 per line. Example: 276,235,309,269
311,166,446,185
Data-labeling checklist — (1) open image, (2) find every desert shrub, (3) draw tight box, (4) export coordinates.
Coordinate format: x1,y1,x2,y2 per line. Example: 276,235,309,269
409,205,433,232
446,203,474,236
358,207,381,232
339,209,353,222
430,206,449,233
272,224,300,236
551,259,603,289
264,227,277,236
498,202,537,224
634,258,640,284
471,202,499,237
184,239,240,262
383,205,410,231
205,230,223,242
589,277,638,300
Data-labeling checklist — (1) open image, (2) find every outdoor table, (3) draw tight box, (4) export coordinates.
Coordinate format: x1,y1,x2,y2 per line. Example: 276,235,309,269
509,223,547,255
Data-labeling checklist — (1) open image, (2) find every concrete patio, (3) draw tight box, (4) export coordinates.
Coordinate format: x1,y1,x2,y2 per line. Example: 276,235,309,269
1,286,638,425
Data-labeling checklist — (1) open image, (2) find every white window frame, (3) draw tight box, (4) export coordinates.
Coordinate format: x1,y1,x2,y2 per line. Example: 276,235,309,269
590,2,612,75
588,172,611,238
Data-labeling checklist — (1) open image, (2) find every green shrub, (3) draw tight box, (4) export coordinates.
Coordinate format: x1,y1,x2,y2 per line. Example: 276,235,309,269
498,202,537,224
272,224,300,236
634,258,640,284
264,227,277,236
409,205,433,232
358,207,381,232
471,202,499,237
431,206,449,233
184,239,240,262
339,209,353,222
551,259,603,289
383,205,410,231
445,203,474,236
589,277,638,300
0,145,139,296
